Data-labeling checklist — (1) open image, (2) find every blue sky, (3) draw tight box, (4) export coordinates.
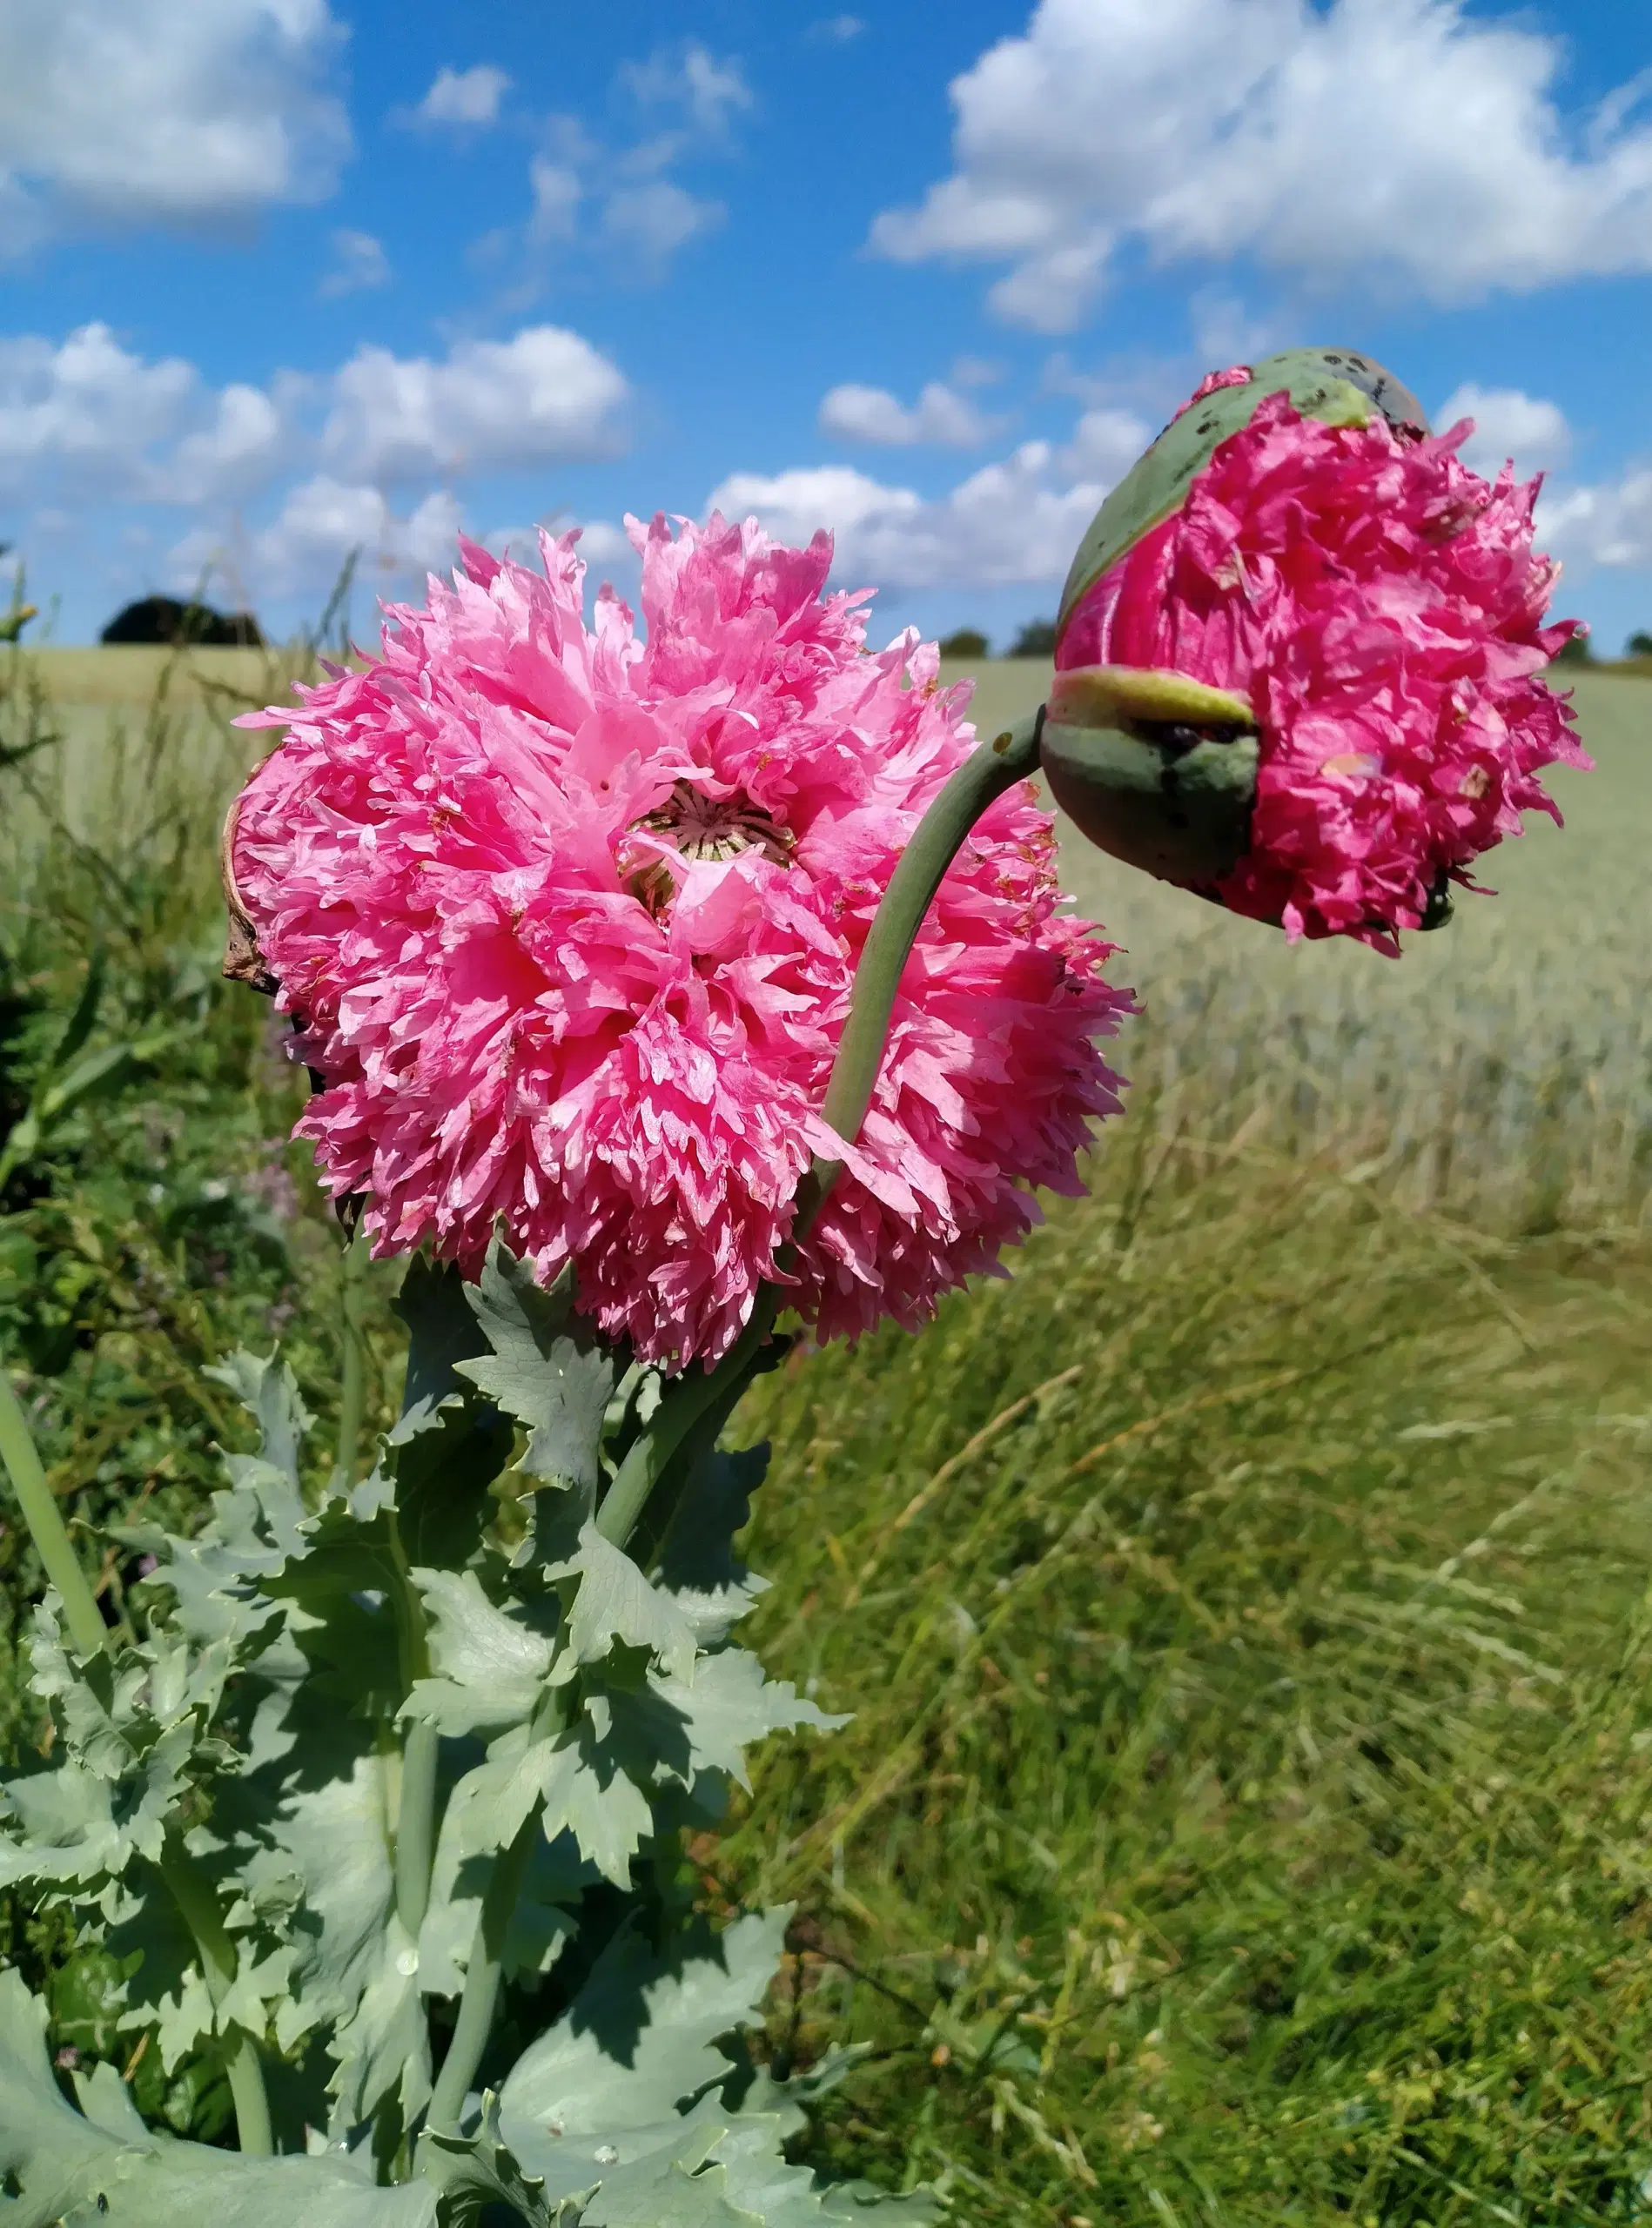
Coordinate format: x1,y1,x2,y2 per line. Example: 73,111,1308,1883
3,0,1650,651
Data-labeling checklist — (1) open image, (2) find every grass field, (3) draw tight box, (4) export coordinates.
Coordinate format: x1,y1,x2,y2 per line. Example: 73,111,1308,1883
4,642,1652,2218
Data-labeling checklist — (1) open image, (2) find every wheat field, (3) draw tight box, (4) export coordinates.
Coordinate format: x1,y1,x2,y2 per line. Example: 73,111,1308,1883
945,661,1649,1231
20,648,1647,1232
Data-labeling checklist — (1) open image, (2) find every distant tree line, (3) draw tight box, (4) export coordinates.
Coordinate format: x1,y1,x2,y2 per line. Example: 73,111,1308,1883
100,596,264,648
937,619,1059,661
1553,628,1652,668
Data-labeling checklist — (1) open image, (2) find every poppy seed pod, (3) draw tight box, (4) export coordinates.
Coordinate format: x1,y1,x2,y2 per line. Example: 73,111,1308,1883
1042,347,1588,951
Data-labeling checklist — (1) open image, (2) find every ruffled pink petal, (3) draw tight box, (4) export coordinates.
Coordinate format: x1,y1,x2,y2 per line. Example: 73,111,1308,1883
235,520,1132,1365
1058,390,1587,950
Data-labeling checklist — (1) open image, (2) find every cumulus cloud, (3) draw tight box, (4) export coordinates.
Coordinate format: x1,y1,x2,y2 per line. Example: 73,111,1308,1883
819,380,999,447
870,0,1652,331
3,314,640,629
0,324,198,498
1437,383,1572,479
479,520,635,578
0,0,349,251
413,64,510,128
321,327,630,481
708,405,1152,593
1,320,632,518
168,384,288,505
1541,475,1652,575
171,480,468,603
319,228,391,299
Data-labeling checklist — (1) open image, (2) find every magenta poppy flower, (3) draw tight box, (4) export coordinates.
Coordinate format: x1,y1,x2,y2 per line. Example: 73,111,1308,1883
1041,352,1588,950
225,517,1131,1368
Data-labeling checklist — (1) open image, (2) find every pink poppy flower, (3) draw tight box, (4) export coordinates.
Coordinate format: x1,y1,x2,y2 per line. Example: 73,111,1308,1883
227,516,1131,1367
1046,367,1588,951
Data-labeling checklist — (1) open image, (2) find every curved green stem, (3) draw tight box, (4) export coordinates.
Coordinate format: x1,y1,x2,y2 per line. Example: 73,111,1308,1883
0,1365,106,1658
158,1837,273,2155
797,707,1045,1237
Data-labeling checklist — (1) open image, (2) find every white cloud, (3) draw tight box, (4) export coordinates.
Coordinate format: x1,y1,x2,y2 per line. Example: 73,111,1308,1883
708,466,923,560
1187,289,1287,371
601,182,723,268
505,50,746,285
1541,475,1652,575
169,383,288,504
708,405,1152,592
0,324,197,497
870,0,1652,331
319,227,391,299
570,520,634,569
819,380,998,447
177,479,467,601
413,64,510,128
0,312,642,634
478,520,635,576
321,327,630,481
0,0,349,249
619,43,752,140
1437,383,1571,479
808,15,866,40
0,319,633,518
1057,407,1154,482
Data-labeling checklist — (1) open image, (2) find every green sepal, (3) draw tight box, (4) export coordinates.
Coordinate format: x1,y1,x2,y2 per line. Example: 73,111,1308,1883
1057,346,1429,630
1039,716,1261,887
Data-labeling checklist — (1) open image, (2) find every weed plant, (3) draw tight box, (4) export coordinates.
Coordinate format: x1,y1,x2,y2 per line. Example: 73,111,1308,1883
3,642,1652,2215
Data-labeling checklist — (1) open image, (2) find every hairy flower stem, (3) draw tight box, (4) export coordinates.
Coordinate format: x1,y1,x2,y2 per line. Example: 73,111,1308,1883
424,1691,565,2137
0,1366,107,1660
796,708,1046,1237
597,1293,781,1549
395,1719,441,1943
386,1514,440,1943
158,1837,273,2156
332,1228,369,1491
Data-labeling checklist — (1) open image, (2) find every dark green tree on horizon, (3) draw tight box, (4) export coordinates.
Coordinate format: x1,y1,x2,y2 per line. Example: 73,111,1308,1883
1008,617,1058,657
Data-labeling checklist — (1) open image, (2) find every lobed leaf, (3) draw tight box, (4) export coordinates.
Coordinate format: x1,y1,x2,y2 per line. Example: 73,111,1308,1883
0,1968,439,2228
455,1245,617,1505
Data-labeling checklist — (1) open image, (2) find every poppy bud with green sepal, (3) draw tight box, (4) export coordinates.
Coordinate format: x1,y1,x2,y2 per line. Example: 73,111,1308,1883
1042,349,1585,952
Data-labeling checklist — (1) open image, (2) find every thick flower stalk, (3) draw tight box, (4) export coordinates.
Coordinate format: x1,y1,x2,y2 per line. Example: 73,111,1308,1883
1041,348,1588,951
225,516,1130,1366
